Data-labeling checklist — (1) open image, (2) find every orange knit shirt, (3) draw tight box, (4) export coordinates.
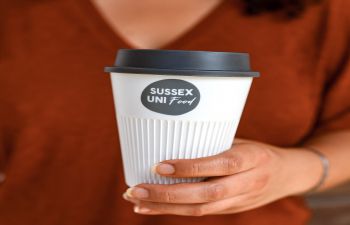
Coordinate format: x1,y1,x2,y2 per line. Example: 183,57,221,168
0,0,349,224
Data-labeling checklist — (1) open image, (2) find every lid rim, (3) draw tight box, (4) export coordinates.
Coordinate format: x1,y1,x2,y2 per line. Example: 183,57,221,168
105,66,260,77
118,48,250,55
105,49,260,77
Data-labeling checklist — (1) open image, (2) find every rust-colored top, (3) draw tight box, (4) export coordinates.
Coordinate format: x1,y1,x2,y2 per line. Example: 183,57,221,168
1,0,349,224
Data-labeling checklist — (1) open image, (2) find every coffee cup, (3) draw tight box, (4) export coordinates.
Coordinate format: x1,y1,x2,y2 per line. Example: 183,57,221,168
105,49,259,186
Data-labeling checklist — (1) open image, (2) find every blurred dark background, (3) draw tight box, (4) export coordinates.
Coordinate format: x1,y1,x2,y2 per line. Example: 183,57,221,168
307,182,350,225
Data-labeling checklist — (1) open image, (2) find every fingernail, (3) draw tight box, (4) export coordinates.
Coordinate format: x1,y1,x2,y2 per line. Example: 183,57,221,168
134,206,151,214
153,163,175,175
126,187,149,199
122,192,128,200
123,192,140,205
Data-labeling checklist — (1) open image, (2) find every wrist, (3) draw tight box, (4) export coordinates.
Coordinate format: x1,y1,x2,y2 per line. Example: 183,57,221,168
279,147,324,195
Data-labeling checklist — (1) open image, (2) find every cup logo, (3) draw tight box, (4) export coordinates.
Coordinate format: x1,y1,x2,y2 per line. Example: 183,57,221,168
141,79,200,115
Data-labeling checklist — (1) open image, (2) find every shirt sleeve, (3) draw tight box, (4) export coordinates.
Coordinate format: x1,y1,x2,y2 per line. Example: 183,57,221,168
314,58,350,136
311,0,350,136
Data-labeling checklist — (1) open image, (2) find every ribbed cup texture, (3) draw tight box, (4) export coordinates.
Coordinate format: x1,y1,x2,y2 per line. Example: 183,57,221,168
118,116,237,186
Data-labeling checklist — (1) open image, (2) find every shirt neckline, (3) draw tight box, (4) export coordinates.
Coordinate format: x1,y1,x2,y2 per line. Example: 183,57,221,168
74,0,227,50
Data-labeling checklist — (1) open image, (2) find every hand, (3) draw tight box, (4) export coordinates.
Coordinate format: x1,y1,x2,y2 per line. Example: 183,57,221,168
123,139,323,216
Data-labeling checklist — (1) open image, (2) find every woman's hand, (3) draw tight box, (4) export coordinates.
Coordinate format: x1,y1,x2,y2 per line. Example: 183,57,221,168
123,139,324,216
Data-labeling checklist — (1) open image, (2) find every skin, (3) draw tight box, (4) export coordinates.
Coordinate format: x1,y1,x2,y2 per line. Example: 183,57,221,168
91,0,223,49
91,0,350,216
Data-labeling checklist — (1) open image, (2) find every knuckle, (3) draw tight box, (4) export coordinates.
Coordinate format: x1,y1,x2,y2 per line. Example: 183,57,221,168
250,174,270,193
252,173,270,191
190,162,201,176
258,148,272,164
222,152,243,173
244,143,272,165
158,190,177,203
204,183,226,201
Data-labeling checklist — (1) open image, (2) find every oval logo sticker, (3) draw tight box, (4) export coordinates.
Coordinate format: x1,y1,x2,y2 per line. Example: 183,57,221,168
141,79,200,115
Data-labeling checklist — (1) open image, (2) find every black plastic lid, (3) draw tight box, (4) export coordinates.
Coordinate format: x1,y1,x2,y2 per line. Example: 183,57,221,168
105,49,259,77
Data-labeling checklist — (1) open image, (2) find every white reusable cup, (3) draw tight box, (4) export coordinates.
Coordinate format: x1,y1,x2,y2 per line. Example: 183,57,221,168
105,49,259,187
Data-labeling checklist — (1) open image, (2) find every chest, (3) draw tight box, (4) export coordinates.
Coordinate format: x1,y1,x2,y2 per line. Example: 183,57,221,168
90,0,223,49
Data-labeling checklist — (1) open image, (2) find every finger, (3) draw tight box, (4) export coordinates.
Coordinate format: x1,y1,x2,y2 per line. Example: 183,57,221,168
216,198,269,214
134,201,208,216
133,205,162,215
126,169,266,204
153,143,265,178
133,194,252,216
127,181,227,204
123,192,140,204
